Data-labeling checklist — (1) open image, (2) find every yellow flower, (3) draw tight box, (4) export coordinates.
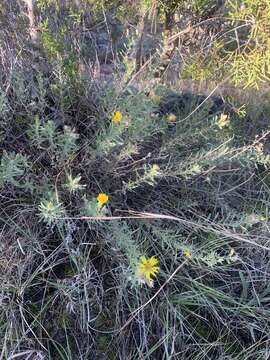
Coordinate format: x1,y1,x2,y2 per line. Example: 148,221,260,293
167,113,177,123
138,256,159,284
153,95,161,103
112,111,123,124
229,248,235,257
162,30,170,38
97,193,109,205
217,113,230,129
183,249,191,258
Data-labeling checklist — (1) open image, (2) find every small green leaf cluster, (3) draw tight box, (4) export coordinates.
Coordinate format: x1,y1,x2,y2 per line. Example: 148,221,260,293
40,18,79,81
28,117,79,160
0,152,28,188
228,0,270,88
39,193,65,225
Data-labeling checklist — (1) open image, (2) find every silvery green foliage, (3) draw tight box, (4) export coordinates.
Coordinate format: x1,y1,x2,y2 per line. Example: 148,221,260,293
28,117,79,160
0,151,28,187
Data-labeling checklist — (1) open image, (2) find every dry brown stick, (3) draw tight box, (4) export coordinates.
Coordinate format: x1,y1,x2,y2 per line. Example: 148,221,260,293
135,9,150,72
60,210,270,252
23,0,38,45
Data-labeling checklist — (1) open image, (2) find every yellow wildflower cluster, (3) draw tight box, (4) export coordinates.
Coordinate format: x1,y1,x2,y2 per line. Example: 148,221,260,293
183,249,192,258
217,113,230,129
153,95,161,103
112,111,123,124
97,193,109,206
167,113,177,123
138,256,159,287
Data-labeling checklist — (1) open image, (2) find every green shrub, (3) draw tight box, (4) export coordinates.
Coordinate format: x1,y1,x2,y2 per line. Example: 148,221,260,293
1,1,270,359
28,117,79,160
0,152,28,188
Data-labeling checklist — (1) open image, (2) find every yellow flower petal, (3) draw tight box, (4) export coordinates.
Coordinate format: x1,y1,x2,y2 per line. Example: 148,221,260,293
217,113,230,129
183,250,191,258
137,255,159,285
112,111,123,124
151,268,159,276
167,113,177,123
139,264,145,273
145,270,151,281
149,256,159,266
140,256,148,265
153,95,161,103
96,193,109,205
